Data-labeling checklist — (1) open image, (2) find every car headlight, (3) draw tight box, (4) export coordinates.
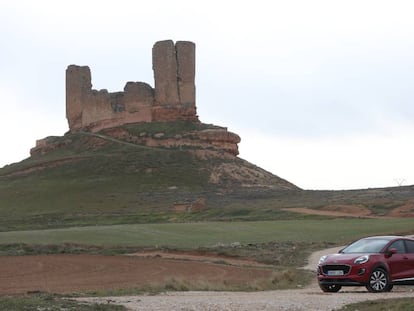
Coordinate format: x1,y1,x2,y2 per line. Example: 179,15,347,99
354,255,369,264
318,255,328,265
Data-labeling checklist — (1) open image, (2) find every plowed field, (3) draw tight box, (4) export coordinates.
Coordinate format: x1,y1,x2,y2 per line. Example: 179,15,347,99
0,254,272,295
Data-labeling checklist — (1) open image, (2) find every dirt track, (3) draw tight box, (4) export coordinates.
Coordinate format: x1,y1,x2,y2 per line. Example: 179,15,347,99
79,287,414,311
283,204,414,218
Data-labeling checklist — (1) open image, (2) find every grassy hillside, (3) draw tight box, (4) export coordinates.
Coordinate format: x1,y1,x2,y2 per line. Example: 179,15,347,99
0,122,297,230
1,121,414,231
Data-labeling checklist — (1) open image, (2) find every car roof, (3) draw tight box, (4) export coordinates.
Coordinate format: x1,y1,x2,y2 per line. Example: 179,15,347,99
362,236,403,241
361,235,414,242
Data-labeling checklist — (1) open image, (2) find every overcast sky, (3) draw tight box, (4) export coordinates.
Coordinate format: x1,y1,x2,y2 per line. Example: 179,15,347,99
1,0,414,190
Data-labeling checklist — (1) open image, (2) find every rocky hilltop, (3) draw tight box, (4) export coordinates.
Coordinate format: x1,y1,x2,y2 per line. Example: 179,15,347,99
0,40,299,230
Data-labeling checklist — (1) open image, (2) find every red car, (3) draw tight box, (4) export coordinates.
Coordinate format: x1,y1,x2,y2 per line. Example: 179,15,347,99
317,235,414,292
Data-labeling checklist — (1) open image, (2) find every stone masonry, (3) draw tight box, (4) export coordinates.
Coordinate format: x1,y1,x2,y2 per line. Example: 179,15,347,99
66,40,198,133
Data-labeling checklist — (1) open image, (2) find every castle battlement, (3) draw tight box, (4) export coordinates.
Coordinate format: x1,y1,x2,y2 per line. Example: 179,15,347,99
66,40,198,132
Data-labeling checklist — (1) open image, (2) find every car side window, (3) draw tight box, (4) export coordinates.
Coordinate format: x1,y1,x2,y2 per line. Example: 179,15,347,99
405,240,414,253
388,240,406,253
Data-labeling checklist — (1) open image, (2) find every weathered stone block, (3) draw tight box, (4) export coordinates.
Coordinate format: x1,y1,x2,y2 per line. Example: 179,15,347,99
124,82,154,113
81,90,115,130
66,65,92,130
152,40,180,106
176,41,195,107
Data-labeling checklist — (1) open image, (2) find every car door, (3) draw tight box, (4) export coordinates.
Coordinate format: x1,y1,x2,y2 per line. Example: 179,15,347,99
386,239,410,281
402,239,414,282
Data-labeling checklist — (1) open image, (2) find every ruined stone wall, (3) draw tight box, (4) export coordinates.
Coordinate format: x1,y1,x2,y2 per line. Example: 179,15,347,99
66,40,198,133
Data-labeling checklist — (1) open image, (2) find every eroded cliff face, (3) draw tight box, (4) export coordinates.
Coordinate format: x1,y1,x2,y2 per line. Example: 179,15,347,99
31,122,241,157
56,40,239,157
99,126,241,156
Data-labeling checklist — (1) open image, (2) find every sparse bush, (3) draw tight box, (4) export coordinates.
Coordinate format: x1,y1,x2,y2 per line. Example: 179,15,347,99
339,298,414,311
0,295,126,310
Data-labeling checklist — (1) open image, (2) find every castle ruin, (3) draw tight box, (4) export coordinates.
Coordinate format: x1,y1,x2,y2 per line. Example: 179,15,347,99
31,40,241,157
66,40,198,132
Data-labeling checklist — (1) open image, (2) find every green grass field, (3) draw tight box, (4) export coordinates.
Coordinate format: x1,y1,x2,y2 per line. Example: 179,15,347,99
0,218,412,248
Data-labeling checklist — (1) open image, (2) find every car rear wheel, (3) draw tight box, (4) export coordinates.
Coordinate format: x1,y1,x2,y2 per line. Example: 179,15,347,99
319,283,342,292
366,268,389,292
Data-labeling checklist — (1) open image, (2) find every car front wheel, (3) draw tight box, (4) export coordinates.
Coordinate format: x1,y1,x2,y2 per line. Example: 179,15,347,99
366,268,389,292
319,283,342,292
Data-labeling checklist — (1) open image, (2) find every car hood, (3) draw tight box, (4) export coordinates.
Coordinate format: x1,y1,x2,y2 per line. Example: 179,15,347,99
322,253,369,264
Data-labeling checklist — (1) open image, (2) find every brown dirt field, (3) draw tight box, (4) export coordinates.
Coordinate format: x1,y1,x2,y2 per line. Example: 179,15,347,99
388,200,414,217
282,207,382,218
282,206,399,218
319,204,372,216
0,254,273,295
283,204,414,219
127,251,272,268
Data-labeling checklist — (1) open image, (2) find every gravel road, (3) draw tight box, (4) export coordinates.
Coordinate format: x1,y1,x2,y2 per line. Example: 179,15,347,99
78,246,414,311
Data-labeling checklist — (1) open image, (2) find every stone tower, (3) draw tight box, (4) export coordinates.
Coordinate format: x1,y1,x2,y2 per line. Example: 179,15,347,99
66,65,92,130
152,40,195,107
152,40,197,121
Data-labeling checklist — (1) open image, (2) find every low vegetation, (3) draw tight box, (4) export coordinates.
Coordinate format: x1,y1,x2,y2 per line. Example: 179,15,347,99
0,219,412,248
340,298,414,311
0,294,126,310
122,120,222,137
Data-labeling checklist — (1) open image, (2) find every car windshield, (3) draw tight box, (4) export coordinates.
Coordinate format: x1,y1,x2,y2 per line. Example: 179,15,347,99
340,238,390,254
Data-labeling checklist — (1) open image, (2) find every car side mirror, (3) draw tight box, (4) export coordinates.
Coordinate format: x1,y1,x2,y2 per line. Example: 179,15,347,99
385,248,397,258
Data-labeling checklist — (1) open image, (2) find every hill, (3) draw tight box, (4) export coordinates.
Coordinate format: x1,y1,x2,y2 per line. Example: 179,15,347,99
0,120,302,231
1,119,414,232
